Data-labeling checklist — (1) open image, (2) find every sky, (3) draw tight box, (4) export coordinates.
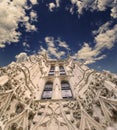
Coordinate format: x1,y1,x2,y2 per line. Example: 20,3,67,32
0,0,117,74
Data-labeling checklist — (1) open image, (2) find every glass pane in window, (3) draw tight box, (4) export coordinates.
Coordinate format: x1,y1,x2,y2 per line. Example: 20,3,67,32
62,90,72,98
60,71,66,75
42,91,52,99
48,71,54,76
59,66,64,70
50,66,55,71
44,83,53,90
50,66,55,70
61,83,70,89
59,66,66,75
49,66,55,76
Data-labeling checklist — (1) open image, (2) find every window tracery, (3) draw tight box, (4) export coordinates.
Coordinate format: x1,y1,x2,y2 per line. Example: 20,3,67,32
59,66,66,75
42,82,53,99
48,66,55,76
61,81,73,99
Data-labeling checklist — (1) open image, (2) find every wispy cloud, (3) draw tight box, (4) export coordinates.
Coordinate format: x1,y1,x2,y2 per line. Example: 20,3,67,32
58,40,70,50
39,36,70,59
47,0,117,19
39,21,117,64
48,3,56,12
48,0,60,12
95,24,117,49
0,43,5,48
30,11,38,21
30,0,38,5
22,42,30,48
111,6,117,18
74,22,117,64
0,0,38,48
46,0,117,64
75,42,106,64
68,0,117,19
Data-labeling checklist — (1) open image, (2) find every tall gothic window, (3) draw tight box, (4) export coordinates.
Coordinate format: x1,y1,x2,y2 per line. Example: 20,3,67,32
61,81,73,99
59,65,66,75
48,66,55,76
42,82,53,99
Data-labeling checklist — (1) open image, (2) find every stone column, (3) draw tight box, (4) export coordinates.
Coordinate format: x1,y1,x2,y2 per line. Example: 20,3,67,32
52,77,62,99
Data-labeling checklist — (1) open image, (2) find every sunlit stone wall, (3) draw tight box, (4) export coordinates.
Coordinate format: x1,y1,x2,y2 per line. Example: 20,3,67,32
0,54,117,130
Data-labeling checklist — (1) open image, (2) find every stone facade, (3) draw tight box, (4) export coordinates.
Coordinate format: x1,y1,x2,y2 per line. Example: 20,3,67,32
0,54,117,130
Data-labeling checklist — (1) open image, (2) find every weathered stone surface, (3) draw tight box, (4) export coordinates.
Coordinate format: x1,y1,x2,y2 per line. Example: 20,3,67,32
0,54,117,130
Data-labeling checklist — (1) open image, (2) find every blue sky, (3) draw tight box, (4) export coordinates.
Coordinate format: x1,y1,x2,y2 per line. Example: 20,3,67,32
0,0,117,74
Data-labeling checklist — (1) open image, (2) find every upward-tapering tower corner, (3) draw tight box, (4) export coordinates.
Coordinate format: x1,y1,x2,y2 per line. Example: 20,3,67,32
0,53,117,130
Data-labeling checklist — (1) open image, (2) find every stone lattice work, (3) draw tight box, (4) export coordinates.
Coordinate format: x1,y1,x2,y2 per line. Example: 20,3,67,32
0,54,117,130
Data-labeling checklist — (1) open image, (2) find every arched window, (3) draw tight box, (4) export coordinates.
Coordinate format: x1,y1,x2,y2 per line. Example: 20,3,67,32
48,66,55,76
59,65,66,75
42,82,53,99
61,81,73,99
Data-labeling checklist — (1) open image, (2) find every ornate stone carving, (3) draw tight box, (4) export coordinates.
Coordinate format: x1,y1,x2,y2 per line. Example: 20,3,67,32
0,54,117,130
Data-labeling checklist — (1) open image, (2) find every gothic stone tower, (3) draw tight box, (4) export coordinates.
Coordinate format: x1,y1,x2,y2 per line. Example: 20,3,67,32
0,54,117,130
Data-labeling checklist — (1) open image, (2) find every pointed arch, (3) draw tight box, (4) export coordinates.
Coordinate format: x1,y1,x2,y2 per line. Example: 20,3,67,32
42,81,53,99
0,91,13,118
61,81,73,99
59,65,66,75
4,110,28,130
48,65,55,76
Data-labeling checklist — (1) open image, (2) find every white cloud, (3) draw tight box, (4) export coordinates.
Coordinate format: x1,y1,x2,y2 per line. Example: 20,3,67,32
41,32,116,64
55,0,60,7
111,6,117,18
48,3,56,12
48,0,60,12
75,43,105,64
0,43,5,48
97,0,114,11
45,36,54,42
40,37,70,59
74,22,117,64
47,0,117,19
25,23,37,32
30,11,37,21
95,24,117,50
45,37,55,47
30,0,38,5
22,42,30,48
22,42,30,53
70,0,97,15
0,1,22,46
92,21,112,35
77,43,97,59
11,0,27,7
69,0,117,18
58,40,70,50
0,0,38,48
